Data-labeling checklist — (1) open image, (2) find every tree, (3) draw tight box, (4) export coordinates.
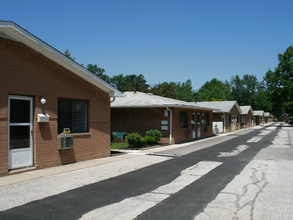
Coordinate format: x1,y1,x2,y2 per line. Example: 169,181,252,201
149,80,196,102
264,45,293,117
195,78,231,101
87,64,110,83
149,82,177,99
229,74,272,112
109,74,148,92
64,49,75,61
176,79,196,102
230,75,244,103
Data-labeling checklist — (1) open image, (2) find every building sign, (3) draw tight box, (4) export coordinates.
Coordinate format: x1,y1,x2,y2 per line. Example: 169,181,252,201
161,120,168,125
161,126,168,130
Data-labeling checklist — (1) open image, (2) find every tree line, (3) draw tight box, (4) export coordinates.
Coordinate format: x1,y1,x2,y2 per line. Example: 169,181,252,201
65,45,293,119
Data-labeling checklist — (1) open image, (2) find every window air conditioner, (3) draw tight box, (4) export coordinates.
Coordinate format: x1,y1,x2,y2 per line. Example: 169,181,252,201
58,136,74,149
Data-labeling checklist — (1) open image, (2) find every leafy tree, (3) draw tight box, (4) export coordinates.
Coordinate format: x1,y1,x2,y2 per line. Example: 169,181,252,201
230,74,272,112
87,64,110,83
264,45,293,117
149,80,196,102
110,74,147,92
176,79,196,102
64,49,75,61
195,78,231,101
149,82,177,99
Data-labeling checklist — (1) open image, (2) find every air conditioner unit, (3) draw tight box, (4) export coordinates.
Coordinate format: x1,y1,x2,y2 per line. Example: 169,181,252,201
58,136,74,149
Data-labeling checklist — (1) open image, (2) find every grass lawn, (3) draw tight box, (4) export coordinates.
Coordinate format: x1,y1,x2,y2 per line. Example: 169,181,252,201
111,142,130,149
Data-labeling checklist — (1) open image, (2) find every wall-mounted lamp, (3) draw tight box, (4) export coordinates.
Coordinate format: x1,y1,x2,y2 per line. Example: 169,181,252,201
39,97,46,104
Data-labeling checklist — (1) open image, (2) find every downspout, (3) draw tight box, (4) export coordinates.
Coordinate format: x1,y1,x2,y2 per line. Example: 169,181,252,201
167,107,172,144
243,115,245,128
223,113,226,133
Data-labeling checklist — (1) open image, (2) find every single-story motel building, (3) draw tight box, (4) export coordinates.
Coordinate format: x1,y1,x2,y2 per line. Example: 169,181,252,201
253,111,265,125
240,106,254,128
111,92,216,144
193,101,242,134
0,21,123,175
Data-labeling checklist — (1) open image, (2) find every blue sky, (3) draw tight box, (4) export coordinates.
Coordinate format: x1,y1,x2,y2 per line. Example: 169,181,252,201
2,0,293,90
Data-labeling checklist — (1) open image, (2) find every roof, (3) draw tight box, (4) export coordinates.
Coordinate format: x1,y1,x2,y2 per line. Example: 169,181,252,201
253,110,264,116
111,91,217,111
240,106,253,115
264,112,270,117
192,101,241,113
0,21,123,97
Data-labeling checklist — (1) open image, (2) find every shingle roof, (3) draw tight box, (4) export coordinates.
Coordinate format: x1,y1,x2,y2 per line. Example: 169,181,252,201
240,106,253,115
111,92,217,111
0,21,123,97
253,110,264,116
191,101,241,113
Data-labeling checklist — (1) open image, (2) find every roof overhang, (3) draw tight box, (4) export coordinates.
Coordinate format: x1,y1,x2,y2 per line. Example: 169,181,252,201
0,21,123,97
111,105,217,111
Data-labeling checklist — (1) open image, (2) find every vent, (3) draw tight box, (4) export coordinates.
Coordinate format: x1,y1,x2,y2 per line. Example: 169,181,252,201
58,136,74,149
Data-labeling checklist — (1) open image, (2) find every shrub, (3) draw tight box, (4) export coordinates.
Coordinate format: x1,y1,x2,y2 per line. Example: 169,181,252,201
146,129,163,142
140,138,146,146
111,133,117,142
126,132,144,147
142,136,156,145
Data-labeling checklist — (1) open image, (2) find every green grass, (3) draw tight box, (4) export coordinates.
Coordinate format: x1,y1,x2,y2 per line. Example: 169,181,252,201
111,142,130,149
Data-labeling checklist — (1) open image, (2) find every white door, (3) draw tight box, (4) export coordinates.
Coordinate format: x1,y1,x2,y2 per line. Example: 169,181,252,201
8,95,33,169
198,113,201,138
192,112,196,139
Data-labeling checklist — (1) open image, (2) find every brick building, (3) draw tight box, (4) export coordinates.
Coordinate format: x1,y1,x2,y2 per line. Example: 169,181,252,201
264,112,271,123
111,91,215,144
240,106,254,128
194,101,242,133
253,111,265,125
0,21,123,175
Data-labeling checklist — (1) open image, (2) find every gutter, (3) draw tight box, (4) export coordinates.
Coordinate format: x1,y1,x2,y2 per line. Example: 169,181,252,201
110,97,116,103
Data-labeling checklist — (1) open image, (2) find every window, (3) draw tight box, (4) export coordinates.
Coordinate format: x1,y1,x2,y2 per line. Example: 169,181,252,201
180,111,188,129
204,113,209,126
58,99,88,134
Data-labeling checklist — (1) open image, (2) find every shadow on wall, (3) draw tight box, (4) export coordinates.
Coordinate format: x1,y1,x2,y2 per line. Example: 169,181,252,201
38,123,53,140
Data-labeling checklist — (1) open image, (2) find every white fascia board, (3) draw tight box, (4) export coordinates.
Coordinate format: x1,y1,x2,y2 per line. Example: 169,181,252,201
0,21,123,97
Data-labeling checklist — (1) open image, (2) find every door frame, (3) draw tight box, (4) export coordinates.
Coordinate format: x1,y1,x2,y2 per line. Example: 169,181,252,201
8,95,34,169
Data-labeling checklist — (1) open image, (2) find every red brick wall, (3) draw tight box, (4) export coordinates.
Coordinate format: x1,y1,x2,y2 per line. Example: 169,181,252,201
173,108,213,143
241,111,253,128
0,37,110,175
111,107,214,144
111,108,171,143
213,105,241,133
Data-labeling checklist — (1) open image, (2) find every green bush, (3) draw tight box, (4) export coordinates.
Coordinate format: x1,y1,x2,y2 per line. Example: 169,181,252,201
140,138,146,146
126,132,144,147
146,129,163,142
142,136,156,145
111,133,117,142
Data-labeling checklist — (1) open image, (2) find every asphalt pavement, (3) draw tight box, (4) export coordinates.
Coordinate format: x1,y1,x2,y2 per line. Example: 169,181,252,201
0,122,292,220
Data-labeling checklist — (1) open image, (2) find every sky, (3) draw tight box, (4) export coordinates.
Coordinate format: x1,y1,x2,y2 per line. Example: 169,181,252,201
2,0,293,91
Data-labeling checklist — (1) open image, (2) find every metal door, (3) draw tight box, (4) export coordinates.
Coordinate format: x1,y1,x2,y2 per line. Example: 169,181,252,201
8,95,33,169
